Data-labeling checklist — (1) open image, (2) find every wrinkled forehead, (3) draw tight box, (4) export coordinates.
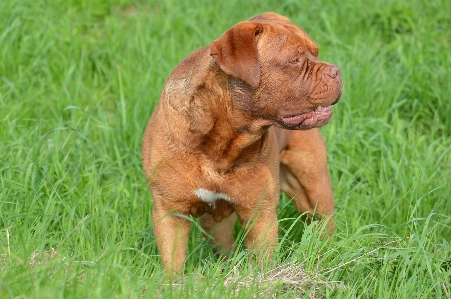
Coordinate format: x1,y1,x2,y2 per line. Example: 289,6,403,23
258,19,319,55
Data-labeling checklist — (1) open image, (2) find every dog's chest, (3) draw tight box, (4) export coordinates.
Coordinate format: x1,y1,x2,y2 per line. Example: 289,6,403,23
195,188,231,206
189,188,234,221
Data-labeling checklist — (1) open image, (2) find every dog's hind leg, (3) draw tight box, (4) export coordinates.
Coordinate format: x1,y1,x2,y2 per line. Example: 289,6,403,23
278,128,335,233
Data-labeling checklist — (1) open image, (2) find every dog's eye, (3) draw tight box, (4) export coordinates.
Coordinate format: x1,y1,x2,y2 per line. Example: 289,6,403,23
289,58,300,64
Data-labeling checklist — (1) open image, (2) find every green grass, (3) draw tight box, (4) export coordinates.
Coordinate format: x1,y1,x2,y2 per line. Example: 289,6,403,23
1,0,451,297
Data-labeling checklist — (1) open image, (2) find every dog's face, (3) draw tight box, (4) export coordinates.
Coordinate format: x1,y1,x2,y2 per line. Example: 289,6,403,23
211,13,342,130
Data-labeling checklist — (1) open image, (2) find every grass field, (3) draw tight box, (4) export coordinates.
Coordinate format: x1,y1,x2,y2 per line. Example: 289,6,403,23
1,0,451,298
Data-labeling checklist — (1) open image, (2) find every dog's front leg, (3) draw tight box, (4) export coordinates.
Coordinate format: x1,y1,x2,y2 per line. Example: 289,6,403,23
200,212,237,258
152,202,191,275
235,201,279,265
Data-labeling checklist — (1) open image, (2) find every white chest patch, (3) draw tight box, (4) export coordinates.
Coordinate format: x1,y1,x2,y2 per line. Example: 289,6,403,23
194,188,231,207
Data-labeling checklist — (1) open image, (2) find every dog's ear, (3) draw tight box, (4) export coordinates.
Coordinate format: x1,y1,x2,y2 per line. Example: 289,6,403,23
210,22,263,89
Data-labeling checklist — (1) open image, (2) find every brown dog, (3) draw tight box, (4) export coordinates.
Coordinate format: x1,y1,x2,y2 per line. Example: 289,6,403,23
142,12,342,274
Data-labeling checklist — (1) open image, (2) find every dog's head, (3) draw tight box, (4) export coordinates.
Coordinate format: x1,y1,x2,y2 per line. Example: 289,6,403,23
210,12,342,130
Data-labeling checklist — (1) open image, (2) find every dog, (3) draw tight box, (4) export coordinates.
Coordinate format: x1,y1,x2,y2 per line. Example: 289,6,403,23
142,12,342,274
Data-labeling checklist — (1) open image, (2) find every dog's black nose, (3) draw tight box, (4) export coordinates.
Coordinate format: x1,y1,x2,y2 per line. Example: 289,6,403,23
328,65,340,78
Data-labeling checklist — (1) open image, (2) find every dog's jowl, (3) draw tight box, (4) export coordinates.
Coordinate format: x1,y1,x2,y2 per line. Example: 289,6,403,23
142,12,342,274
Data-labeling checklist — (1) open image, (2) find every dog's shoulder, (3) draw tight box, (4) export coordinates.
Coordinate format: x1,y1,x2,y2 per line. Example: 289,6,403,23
162,46,211,112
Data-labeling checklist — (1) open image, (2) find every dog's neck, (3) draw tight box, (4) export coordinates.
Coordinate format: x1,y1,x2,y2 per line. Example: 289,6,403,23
160,55,273,171
196,71,275,170
191,91,271,171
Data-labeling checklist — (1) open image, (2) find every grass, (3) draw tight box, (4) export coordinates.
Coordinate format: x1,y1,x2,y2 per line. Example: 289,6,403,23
1,0,450,297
